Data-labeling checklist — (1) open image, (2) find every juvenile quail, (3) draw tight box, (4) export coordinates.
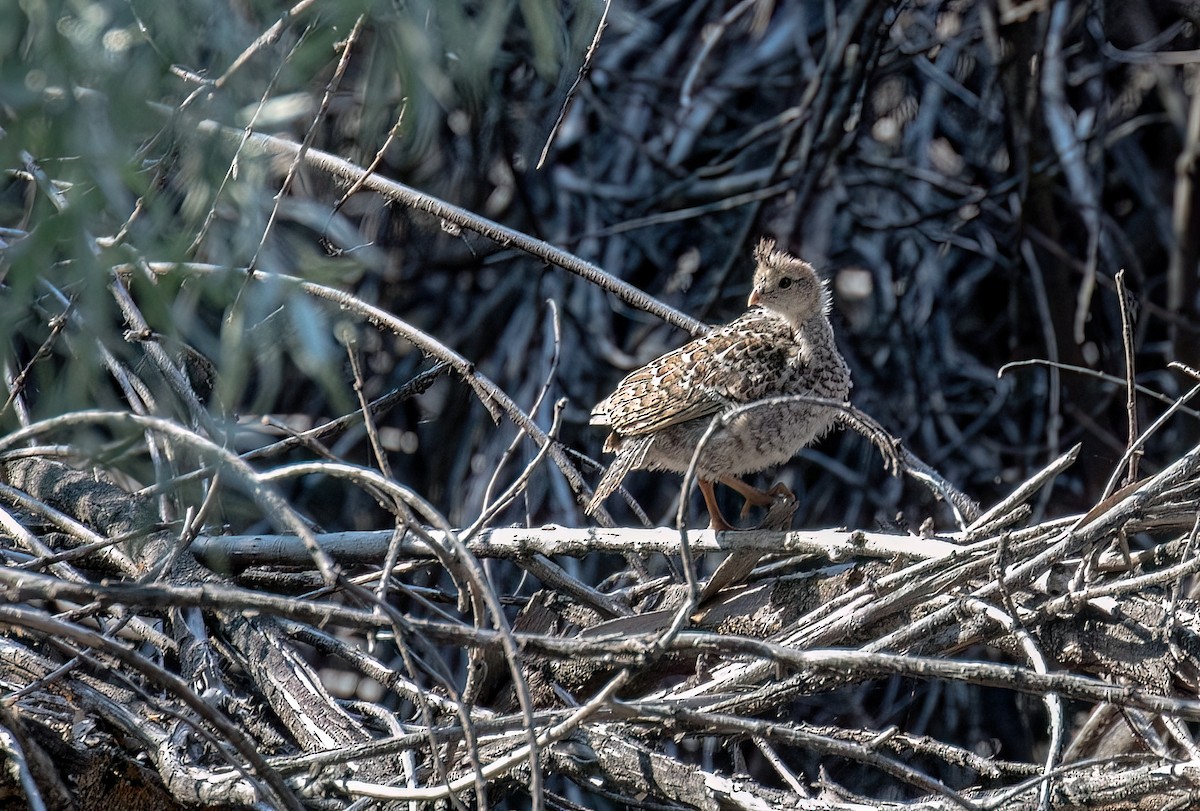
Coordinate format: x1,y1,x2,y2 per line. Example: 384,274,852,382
587,239,851,530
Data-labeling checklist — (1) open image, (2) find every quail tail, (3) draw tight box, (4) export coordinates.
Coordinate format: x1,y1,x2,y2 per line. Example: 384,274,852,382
586,436,653,515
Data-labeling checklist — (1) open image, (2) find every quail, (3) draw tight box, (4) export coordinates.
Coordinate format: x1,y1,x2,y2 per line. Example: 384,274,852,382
587,239,851,530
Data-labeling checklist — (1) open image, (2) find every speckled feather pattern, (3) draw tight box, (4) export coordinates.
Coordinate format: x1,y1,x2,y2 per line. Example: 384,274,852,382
587,239,851,514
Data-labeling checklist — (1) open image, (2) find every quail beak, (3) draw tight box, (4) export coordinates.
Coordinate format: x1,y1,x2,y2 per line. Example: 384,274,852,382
748,289,762,306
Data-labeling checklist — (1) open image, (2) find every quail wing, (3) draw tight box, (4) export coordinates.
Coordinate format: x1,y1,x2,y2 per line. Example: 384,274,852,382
592,312,792,439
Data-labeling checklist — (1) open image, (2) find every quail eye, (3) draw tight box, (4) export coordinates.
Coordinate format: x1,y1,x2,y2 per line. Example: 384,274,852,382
778,277,793,290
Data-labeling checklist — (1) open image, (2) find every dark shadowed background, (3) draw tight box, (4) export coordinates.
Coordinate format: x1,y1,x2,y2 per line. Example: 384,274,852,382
2,1,1200,808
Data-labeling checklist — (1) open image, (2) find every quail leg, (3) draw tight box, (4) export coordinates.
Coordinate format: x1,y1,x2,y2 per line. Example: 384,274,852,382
699,478,737,531
719,476,795,518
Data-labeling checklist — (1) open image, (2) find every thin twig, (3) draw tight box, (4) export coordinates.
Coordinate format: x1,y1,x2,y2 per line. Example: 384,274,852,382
536,1,610,170
1115,269,1139,485
156,105,705,336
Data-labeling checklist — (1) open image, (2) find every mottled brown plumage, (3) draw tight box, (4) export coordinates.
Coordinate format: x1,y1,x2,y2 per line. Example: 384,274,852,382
588,239,851,530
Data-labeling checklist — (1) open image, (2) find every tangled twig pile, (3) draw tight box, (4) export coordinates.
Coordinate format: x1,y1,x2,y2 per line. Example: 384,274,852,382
3,413,1200,808
3,0,1200,808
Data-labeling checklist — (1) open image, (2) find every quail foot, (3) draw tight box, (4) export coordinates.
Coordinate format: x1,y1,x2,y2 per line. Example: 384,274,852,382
587,239,852,530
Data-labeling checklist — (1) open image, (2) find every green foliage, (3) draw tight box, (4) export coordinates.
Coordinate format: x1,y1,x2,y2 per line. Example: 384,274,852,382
0,0,590,423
